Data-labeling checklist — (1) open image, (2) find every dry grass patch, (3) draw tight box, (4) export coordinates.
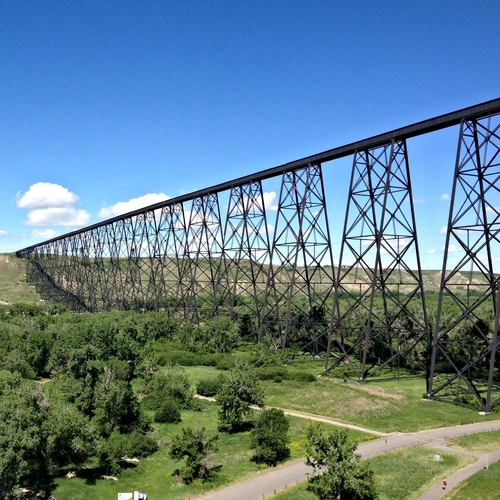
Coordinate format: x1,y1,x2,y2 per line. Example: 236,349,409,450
326,378,406,401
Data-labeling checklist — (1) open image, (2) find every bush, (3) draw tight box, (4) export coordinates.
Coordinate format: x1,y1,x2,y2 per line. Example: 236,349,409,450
251,408,290,466
155,397,181,424
143,367,194,409
177,318,240,354
196,375,226,397
216,355,236,370
288,371,316,383
170,427,219,484
153,342,222,367
256,366,288,383
103,429,158,473
126,430,158,457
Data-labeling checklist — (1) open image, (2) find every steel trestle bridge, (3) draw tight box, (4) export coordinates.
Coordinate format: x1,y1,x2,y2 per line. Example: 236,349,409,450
16,98,500,411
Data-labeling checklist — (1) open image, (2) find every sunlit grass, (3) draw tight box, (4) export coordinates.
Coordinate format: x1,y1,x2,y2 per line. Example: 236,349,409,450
449,429,500,453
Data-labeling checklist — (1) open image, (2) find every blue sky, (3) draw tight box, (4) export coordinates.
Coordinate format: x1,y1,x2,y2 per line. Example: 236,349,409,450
1,0,499,269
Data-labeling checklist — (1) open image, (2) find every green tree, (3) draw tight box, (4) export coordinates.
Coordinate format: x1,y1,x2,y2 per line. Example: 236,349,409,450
142,366,194,411
217,359,264,432
251,408,290,466
305,425,377,500
154,397,181,424
169,427,219,484
0,372,96,498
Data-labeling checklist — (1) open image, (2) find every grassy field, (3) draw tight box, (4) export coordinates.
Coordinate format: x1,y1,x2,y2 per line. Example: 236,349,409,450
274,447,476,500
252,366,499,433
436,431,500,499
449,429,500,453
0,253,40,305
181,359,500,434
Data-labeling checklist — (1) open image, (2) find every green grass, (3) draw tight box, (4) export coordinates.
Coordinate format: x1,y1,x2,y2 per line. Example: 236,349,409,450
449,429,500,453
274,447,476,500
274,482,315,499
261,374,499,433
369,446,475,500
0,253,41,305
443,460,500,499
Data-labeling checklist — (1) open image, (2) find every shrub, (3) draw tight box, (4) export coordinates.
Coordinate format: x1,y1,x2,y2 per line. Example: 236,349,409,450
196,375,226,397
216,355,236,371
170,426,219,484
126,430,158,458
256,366,288,383
251,408,290,466
104,429,158,473
288,371,316,383
144,367,194,409
155,397,181,424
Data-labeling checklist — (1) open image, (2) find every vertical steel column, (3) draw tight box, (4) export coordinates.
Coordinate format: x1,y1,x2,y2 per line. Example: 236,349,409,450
261,163,335,351
429,114,500,411
184,193,225,320
325,140,428,380
220,181,272,331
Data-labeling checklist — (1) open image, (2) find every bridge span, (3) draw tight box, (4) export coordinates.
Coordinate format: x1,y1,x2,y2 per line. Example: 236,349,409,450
16,98,500,411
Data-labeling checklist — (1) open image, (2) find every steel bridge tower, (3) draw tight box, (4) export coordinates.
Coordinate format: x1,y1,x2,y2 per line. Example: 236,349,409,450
429,112,500,411
324,139,429,382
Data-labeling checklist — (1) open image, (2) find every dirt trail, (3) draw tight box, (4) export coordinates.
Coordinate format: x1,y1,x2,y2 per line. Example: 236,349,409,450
195,394,387,436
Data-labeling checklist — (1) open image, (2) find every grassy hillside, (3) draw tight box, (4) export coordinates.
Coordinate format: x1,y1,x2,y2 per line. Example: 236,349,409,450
0,253,41,305
0,250,481,308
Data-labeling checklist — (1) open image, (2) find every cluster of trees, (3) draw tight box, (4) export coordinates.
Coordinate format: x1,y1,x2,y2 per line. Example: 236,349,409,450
0,304,295,496
0,302,380,499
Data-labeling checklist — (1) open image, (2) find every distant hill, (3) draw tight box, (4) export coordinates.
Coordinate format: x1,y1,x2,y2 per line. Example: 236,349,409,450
0,252,478,307
0,253,41,305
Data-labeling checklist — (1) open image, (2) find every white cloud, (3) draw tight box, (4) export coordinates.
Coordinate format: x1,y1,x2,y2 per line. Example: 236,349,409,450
439,226,447,235
17,182,79,209
426,244,460,255
0,230,8,237
440,193,450,201
31,229,59,239
98,193,171,218
263,191,278,212
25,207,91,227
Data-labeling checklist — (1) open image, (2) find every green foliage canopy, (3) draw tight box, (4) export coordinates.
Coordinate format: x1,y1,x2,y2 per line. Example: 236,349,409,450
305,425,378,500
169,427,219,484
251,408,290,466
217,359,264,432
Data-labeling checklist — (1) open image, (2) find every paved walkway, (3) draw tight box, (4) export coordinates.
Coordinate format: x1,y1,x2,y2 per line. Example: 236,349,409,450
195,419,500,500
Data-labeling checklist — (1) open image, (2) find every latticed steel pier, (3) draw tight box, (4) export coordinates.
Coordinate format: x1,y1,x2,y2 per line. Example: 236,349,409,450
16,98,500,411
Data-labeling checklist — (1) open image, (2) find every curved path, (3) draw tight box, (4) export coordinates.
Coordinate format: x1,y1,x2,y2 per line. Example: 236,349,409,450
195,419,500,500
